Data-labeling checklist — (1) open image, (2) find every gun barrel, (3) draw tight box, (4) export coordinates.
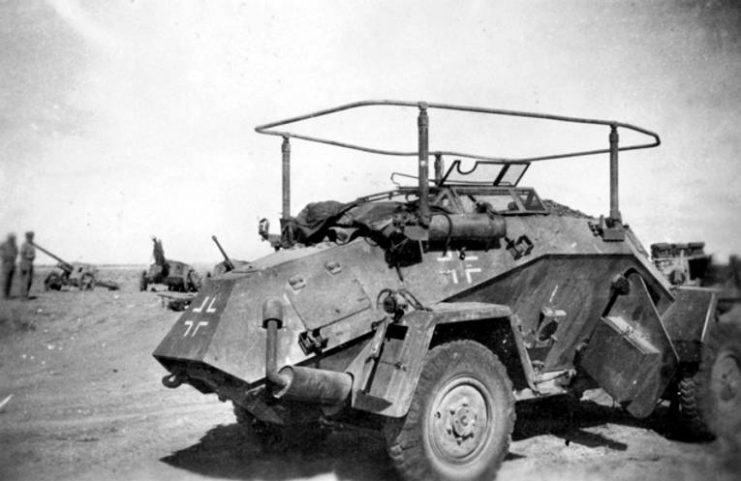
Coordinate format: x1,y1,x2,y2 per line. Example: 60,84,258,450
31,242,73,271
211,235,235,271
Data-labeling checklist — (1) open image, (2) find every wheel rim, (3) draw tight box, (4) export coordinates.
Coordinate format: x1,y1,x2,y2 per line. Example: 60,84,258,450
426,375,492,465
712,350,741,412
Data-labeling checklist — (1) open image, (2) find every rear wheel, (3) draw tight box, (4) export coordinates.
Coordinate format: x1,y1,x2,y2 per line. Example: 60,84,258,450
384,340,515,481
668,369,713,440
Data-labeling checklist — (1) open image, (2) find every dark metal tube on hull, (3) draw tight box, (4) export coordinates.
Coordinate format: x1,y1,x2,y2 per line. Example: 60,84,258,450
428,213,506,244
274,365,352,405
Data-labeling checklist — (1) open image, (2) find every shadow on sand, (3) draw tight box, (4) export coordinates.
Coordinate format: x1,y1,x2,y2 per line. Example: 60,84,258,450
162,394,704,480
161,423,397,481
514,393,714,449
513,395,636,451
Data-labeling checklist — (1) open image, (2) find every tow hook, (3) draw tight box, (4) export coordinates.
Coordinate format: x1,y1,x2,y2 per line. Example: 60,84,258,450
162,373,185,388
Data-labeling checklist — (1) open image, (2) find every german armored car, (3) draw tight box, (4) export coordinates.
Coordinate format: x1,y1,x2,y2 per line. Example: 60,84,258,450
154,101,734,481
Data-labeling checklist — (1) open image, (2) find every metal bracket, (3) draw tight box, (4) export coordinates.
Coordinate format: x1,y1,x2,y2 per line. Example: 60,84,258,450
298,329,328,355
588,216,625,242
506,235,534,260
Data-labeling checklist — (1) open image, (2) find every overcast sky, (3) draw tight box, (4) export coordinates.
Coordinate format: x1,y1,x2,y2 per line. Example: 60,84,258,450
1,0,740,264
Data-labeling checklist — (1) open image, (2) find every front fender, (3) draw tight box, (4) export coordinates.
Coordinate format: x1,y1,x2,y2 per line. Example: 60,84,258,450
348,302,512,417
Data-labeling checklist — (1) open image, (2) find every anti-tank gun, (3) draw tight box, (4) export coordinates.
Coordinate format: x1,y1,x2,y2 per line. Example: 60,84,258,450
154,101,737,481
32,242,119,291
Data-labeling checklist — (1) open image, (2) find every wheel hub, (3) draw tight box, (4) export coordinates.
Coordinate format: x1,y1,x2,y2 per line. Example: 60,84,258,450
429,379,491,460
450,402,477,441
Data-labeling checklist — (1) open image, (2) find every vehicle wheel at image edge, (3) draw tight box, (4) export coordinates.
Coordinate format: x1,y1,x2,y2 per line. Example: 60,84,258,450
383,340,515,481
699,321,741,446
671,369,714,440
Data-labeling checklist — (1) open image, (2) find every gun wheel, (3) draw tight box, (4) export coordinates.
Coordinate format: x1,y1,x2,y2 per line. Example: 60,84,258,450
80,273,95,291
186,270,200,293
384,340,515,481
44,272,62,291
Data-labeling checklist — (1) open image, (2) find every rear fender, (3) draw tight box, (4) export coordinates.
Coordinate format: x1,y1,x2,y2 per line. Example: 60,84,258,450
349,302,520,418
661,286,718,364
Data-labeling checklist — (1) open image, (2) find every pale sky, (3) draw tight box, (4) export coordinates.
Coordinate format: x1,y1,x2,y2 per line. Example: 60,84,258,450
1,0,740,264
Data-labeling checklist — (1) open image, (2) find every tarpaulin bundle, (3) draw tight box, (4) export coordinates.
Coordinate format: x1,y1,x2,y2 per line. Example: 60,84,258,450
283,200,422,246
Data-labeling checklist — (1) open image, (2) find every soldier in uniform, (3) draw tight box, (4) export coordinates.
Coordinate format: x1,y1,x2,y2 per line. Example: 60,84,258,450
19,231,36,299
0,233,18,299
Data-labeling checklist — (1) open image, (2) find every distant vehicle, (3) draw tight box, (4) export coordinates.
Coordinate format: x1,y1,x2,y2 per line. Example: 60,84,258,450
154,101,736,481
33,242,119,291
651,242,741,312
650,242,711,286
140,237,201,292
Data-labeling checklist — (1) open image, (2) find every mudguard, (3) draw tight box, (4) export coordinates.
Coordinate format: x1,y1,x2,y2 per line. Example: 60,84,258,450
660,286,718,363
349,302,513,418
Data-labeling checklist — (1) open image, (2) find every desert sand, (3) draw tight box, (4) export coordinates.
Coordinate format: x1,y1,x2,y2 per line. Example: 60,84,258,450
0,267,737,481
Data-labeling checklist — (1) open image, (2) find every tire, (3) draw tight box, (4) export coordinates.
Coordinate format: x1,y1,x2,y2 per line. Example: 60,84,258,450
384,340,515,481
44,273,62,291
80,273,95,291
186,270,199,293
671,370,714,440
699,321,741,444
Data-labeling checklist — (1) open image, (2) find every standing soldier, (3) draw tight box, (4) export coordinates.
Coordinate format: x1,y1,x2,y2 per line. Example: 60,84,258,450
0,233,18,299
19,231,36,299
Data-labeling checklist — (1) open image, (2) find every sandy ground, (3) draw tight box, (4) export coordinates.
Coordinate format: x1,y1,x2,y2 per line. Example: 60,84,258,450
0,267,738,481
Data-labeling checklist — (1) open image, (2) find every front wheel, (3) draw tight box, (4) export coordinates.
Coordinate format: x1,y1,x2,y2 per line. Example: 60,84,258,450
384,340,515,481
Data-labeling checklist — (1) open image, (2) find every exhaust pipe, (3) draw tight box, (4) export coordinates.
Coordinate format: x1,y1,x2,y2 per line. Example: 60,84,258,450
262,299,352,405
263,298,291,390
275,365,352,405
